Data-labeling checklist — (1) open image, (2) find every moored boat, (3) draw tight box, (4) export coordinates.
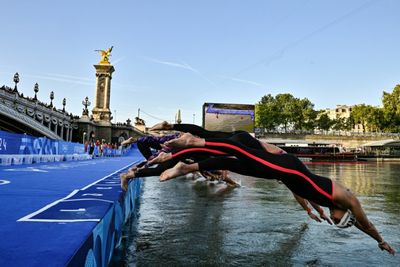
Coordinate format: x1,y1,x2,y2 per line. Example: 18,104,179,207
280,145,357,162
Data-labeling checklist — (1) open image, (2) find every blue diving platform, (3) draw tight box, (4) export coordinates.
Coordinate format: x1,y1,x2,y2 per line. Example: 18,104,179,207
0,149,144,267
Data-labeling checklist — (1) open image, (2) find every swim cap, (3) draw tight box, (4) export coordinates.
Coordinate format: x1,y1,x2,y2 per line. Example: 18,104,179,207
335,210,356,228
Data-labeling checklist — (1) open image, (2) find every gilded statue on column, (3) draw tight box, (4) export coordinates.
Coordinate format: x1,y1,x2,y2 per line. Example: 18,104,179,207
95,46,113,65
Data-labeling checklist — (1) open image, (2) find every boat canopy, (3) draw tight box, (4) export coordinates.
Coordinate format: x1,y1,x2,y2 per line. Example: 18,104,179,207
361,139,400,147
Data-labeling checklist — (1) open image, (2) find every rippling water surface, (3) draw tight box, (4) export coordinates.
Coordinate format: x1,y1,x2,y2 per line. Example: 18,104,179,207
111,162,400,266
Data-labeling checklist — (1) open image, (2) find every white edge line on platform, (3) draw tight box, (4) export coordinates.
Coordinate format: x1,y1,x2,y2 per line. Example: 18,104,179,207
19,219,101,223
17,189,79,222
62,198,115,203
17,159,140,223
80,161,138,190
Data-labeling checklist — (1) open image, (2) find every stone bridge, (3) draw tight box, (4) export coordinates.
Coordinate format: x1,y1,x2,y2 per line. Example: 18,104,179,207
0,85,74,141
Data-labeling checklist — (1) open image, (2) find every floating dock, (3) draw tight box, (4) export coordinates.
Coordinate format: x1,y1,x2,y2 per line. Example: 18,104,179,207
0,150,144,267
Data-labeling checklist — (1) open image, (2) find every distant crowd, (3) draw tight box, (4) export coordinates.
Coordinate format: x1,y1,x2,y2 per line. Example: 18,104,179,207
85,139,122,157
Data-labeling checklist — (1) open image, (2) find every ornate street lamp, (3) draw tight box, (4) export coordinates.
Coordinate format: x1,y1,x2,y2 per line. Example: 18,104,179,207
13,72,20,92
82,96,91,116
49,91,54,107
62,98,66,112
33,83,39,100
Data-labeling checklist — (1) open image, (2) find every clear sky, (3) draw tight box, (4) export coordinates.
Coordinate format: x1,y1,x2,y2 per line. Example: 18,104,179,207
1,0,399,127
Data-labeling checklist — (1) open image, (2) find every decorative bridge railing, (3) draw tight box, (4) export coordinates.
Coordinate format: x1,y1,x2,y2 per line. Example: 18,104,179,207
0,85,75,141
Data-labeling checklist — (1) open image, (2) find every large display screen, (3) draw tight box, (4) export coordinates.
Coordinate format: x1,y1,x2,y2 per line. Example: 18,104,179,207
202,103,255,133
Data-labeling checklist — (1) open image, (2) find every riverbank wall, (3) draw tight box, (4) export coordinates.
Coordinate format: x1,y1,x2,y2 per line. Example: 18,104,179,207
259,133,400,149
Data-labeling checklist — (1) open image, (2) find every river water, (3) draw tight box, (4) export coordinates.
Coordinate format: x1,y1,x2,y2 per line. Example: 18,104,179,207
111,162,400,266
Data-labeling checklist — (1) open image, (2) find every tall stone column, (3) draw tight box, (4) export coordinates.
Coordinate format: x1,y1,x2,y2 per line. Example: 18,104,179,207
92,64,115,125
54,123,58,137
60,124,64,140
69,127,73,142
65,126,69,141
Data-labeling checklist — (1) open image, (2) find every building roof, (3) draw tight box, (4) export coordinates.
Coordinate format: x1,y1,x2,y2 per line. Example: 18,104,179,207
261,139,336,146
361,139,400,147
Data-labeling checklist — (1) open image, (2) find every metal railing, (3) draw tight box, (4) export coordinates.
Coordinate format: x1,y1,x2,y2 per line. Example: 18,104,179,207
255,128,400,139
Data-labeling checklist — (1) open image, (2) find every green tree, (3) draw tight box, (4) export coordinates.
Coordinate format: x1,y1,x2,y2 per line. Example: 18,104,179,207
351,104,369,132
255,94,279,130
316,112,333,131
293,98,317,130
351,104,385,132
274,93,297,132
256,93,318,132
382,84,400,132
365,106,384,132
332,117,347,131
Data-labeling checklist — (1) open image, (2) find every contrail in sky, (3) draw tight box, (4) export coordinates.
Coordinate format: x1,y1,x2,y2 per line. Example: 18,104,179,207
111,57,125,65
146,57,220,89
23,73,93,86
234,0,378,76
0,71,93,86
220,75,265,87
1,70,147,92
148,58,192,70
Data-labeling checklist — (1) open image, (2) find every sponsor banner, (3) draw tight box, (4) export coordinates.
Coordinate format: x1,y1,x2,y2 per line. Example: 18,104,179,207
0,131,21,154
0,130,84,155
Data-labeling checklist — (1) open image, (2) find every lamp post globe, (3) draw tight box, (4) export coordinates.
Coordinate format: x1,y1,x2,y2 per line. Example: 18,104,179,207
13,72,20,92
33,83,39,100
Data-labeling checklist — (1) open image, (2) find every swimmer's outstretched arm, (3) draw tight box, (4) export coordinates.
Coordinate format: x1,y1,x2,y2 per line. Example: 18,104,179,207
221,171,240,187
260,142,287,155
147,151,173,165
309,201,332,224
334,184,396,255
150,121,173,131
121,137,138,146
293,193,323,223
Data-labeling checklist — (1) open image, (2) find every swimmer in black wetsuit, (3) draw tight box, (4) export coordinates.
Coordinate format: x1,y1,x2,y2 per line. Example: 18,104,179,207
121,122,263,191
121,123,329,222
149,122,331,222
150,121,285,154
120,145,242,191
151,132,396,255
125,125,330,225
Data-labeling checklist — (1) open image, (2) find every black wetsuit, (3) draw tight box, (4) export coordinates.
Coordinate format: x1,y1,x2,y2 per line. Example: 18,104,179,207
135,134,179,159
172,124,264,150
135,152,216,178
134,124,263,177
170,138,334,207
172,124,247,139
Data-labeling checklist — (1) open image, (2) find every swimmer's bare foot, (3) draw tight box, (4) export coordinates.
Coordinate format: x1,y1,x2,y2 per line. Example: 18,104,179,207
120,170,137,191
128,166,138,173
160,162,194,182
147,152,172,165
150,121,173,131
121,137,137,146
164,133,204,148
120,173,130,191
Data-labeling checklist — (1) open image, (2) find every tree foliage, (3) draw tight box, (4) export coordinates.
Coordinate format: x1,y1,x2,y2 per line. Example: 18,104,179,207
255,94,279,130
255,93,317,132
382,84,400,132
255,84,400,133
315,113,333,131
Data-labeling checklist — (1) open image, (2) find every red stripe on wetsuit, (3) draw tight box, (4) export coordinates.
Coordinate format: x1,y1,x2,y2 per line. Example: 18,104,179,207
205,141,333,202
172,148,228,158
